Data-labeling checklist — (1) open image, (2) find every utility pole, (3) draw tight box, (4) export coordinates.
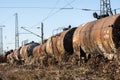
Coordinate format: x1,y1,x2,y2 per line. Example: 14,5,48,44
41,22,44,44
0,25,5,54
15,13,19,49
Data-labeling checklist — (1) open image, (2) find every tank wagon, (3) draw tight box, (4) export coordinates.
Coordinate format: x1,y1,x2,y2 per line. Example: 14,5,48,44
73,14,120,60
46,27,77,63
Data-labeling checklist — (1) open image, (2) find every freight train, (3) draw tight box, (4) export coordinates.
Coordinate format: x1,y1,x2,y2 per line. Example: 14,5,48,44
1,14,120,65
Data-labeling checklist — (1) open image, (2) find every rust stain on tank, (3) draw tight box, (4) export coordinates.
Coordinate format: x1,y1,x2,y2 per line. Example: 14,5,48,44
73,14,120,59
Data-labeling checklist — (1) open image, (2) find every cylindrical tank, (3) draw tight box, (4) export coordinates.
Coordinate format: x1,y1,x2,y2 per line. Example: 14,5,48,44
46,34,60,57
45,34,61,64
39,40,48,65
19,44,30,61
56,27,77,56
41,39,47,56
46,27,76,62
32,44,42,62
73,14,120,60
73,24,85,59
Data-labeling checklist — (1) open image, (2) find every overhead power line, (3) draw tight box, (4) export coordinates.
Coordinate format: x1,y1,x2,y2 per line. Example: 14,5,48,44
63,0,73,8
31,0,75,28
46,0,60,22
21,27,41,38
79,8,120,12
0,6,73,9
80,9,100,11
115,8,120,10
42,0,75,22
0,6,120,11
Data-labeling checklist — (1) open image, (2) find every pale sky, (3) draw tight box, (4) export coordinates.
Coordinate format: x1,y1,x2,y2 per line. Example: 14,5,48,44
0,0,120,50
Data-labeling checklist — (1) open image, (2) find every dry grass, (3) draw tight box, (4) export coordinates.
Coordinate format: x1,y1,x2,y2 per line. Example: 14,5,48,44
0,54,120,80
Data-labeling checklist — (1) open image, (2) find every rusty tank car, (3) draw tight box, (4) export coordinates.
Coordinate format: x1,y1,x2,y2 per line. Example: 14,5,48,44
45,33,60,64
45,27,77,63
73,14,120,60
46,34,60,57
56,27,76,61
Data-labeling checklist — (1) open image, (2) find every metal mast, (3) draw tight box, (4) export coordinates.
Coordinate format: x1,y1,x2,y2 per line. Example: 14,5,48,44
41,22,44,44
100,0,113,17
0,28,3,54
15,13,19,49
0,25,5,54
93,0,113,19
